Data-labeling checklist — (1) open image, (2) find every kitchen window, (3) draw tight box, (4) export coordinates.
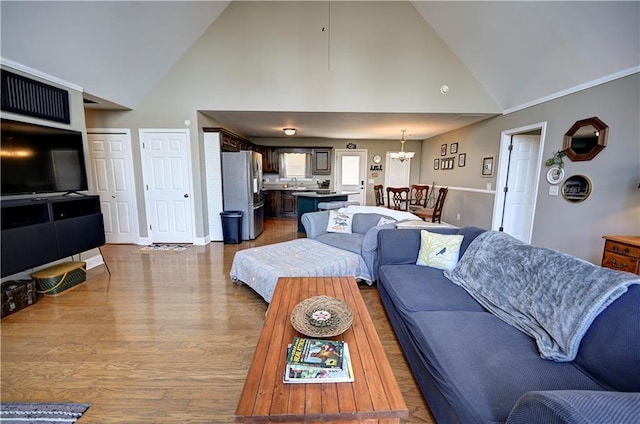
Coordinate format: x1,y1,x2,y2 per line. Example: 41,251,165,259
280,153,312,179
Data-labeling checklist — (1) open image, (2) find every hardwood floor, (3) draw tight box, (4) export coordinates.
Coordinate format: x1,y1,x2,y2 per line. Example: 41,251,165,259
1,218,435,423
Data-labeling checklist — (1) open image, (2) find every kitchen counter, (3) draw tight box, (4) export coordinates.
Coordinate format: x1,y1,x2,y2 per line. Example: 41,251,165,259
292,191,359,197
263,187,312,191
294,191,359,232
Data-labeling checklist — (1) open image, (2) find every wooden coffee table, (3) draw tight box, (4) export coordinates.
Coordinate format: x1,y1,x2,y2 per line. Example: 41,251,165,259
236,276,408,423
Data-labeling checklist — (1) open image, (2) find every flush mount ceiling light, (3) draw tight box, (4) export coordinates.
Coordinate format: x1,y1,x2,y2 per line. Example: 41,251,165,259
390,130,415,162
283,128,297,136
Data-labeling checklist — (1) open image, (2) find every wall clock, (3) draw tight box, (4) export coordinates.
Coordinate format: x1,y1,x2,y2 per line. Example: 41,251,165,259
372,154,382,164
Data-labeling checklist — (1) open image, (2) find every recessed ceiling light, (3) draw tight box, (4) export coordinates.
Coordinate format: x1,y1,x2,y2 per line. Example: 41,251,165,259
283,128,297,136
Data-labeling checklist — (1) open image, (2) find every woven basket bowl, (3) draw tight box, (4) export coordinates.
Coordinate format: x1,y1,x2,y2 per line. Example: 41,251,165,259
290,295,354,338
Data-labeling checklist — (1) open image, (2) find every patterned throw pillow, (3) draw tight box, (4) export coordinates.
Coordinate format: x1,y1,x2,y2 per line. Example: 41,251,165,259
416,230,464,271
325,210,353,234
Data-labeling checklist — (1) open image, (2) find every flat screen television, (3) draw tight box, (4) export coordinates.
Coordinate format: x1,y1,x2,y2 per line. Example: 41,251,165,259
1,119,89,196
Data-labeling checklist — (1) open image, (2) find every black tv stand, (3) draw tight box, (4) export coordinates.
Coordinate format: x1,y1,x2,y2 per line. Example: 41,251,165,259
1,195,105,278
62,191,89,197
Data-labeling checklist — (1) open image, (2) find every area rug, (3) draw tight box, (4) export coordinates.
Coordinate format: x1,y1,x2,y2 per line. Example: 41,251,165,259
139,243,190,253
0,402,90,423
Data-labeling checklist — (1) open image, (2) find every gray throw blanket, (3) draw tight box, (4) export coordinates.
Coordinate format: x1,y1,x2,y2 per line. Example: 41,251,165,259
444,231,640,362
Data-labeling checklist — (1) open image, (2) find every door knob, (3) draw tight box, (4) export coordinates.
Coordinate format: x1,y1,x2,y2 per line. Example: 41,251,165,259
184,194,189,198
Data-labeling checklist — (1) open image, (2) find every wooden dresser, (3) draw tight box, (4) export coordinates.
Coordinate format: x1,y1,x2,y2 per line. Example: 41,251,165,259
601,235,640,275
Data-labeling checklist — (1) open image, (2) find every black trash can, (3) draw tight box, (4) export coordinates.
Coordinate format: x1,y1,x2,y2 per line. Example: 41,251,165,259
220,211,243,244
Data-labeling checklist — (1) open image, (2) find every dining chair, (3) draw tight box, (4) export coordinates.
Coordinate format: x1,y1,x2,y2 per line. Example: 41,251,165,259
409,184,429,209
415,187,449,223
374,185,385,207
386,187,410,211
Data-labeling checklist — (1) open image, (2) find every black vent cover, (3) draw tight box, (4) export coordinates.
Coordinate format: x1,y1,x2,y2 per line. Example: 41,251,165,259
1,69,71,124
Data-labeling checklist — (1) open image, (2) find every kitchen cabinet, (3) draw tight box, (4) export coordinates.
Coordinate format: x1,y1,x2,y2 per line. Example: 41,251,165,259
265,190,297,218
257,146,279,174
203,128,254,152
281,192,297,217
220,132,239,152
266,190,280,217
312,148,332,175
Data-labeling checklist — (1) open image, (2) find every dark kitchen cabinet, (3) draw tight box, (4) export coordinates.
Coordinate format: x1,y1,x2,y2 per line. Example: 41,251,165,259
265,190,297,218
312,148,332,175
256,146,279,174
266,190,280,217
281,192,297,217
220,132,239,152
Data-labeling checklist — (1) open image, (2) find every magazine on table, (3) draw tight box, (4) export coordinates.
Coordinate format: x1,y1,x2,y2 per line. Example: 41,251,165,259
286,337,345,369
283,341,354,384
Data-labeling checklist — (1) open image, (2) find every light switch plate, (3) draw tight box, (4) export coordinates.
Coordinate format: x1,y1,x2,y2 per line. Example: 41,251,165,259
549,186,559,196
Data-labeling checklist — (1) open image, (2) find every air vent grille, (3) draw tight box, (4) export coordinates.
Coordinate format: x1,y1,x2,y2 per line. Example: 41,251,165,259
1,70,70,124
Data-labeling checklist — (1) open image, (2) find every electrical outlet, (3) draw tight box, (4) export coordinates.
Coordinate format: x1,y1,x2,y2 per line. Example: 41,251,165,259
456,214,461,221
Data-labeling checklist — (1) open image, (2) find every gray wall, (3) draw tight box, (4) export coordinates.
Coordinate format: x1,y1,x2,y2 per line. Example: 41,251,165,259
420,74,640,264
85,1,490,239
84,2,638,263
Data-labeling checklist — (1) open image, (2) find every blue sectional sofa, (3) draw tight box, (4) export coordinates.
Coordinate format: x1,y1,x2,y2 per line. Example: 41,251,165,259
301,210,399,282
377,227,640,424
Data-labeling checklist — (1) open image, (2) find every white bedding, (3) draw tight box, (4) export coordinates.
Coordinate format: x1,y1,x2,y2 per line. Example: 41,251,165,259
339,205,419,221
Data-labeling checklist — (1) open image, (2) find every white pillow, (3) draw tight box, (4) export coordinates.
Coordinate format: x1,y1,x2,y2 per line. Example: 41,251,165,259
377,217,396,226
326,210,353,234
416,230,464,271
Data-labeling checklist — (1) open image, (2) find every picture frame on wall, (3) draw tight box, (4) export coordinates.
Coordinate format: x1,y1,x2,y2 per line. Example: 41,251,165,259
458,153,466,167
481,156,494,177
441,157,454,170
441,144,447,156
450,143,458,154
434,158,440,170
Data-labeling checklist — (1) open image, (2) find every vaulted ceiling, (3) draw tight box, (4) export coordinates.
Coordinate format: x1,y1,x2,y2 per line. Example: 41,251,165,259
1,1,638,140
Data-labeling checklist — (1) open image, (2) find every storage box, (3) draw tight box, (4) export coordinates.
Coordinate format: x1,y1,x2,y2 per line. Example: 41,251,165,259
1,280,37,318
32,261,86,296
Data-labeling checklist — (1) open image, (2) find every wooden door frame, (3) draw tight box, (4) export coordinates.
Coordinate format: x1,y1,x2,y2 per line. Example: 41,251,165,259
491,122,547,243
139,128,195,244
87,128,141,244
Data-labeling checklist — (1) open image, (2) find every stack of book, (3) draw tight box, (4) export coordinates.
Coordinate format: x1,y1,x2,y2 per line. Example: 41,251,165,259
283,337,354,383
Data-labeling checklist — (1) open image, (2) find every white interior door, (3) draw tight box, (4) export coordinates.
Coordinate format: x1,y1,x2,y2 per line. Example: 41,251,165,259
493,125,545,243
87,129,139,244
335,150,366,206
384,153,411,187
140,129,194,244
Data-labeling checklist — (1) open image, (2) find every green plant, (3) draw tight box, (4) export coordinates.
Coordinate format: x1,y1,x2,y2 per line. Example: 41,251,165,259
545,150,566,169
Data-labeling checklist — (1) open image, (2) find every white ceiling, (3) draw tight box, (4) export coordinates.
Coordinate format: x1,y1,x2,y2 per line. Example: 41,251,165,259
1,1,638,141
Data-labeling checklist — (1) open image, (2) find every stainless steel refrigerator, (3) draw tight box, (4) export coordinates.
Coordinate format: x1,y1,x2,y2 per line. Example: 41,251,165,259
221,151,264,240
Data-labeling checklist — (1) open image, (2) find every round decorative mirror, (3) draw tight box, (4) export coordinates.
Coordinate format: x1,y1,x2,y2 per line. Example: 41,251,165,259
562,175,592,203
563,117,608,161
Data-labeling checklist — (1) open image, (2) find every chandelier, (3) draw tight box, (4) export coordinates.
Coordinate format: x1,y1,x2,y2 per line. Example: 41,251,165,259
390,130,415,162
